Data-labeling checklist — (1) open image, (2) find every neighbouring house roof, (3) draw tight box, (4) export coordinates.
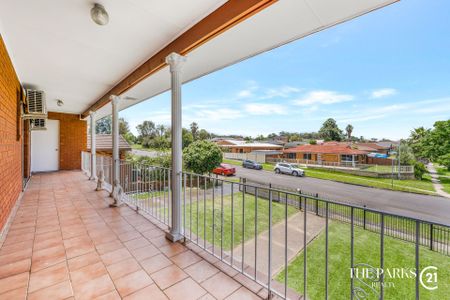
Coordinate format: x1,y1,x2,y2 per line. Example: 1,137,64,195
283,144,368,155
220,142,283,149
250,150,283,155
357,143,391,150
214,139,246,146
87,135,132,151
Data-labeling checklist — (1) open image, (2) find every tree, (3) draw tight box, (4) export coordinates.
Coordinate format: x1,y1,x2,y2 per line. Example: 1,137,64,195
397,141,416,165
309,140,317,145
136,121,156,140
198,129,211,140
156,124,166,137
119,118,129,135
182,128,194,149
190,122,199,140
183,140,222,174
424,120,450,170
319,118,343,141
345,124,354,142
96,116,112,134
408,127,430,161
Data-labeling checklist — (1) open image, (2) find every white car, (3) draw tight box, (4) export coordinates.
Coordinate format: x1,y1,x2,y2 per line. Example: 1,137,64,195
274,163,305,177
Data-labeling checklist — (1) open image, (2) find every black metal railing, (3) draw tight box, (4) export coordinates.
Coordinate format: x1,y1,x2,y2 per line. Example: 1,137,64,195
81,154,449,300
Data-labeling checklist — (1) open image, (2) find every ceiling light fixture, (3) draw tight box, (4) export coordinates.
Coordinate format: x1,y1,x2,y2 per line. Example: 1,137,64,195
91,3,109,26
56,99,64,107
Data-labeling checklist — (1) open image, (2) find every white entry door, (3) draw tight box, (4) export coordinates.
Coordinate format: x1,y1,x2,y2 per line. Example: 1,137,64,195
31,119,59,172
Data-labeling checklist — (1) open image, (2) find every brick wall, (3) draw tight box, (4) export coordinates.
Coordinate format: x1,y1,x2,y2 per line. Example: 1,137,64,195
47,112,87,170
0,35,23,230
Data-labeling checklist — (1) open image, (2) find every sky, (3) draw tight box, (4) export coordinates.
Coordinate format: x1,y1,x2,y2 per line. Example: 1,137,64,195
121,0,450,140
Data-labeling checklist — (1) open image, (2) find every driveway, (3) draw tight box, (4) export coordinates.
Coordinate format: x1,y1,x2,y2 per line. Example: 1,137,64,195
234,166,450,225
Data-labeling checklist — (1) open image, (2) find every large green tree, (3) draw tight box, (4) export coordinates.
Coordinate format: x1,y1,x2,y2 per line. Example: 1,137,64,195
345,124,354,142
136,120,156,139
319,118,343,141
425,120,450,170
183,140,222,174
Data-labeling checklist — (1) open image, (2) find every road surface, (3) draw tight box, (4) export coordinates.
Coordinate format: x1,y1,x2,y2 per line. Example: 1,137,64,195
233,165,450,225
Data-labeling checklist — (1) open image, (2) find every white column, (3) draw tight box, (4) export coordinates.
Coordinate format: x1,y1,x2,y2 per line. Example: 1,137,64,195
110,95,121,205
89,111,97,180
166,52,186,242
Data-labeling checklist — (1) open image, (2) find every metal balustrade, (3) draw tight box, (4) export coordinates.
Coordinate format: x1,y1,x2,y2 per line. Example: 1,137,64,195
80,152,449,299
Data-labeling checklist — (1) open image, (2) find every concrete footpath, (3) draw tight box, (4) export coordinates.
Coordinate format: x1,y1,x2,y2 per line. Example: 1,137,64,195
427,163,450,199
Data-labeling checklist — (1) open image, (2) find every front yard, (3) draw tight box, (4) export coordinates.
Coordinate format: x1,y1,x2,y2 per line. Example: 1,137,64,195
276,221,449,300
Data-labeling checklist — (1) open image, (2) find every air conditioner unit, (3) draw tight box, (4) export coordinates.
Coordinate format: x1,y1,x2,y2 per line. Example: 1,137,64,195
30,118,47,130
22,89,47,120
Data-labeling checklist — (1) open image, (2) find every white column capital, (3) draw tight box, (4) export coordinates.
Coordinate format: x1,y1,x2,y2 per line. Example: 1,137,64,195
89,110,96,117
110,95,120,105
165,52,186,72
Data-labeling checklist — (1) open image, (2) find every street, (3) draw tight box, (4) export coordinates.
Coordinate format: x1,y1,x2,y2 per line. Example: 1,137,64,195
233,165,450,225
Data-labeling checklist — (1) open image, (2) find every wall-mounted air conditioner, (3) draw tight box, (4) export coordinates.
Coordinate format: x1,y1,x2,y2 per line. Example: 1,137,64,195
30,118,47,130
22,89,47,120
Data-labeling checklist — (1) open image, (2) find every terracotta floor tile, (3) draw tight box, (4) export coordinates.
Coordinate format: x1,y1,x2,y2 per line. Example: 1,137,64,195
0,258,32,279
140,254,173,275
225,286,262,300
28,262,69,293
100,248,132,266
122,284,167,300
159,243,186,258
33,235,63,251
123,237,151,251
118,230,142,242
151,265,188,290
170,250,202,269
129,244,159,261
63,235,96,259
70,261,107,285
201,272,241,300
142,228,165,240
0,285,28,300
31,245,66,272
72,273,115,300
67,252,101,272
0,272,29,294
164,278,207,300
106,257,141,280
114,270,153,297
96,240,124,255
28,280,73,300
0,248,32,265
95,290,122,300
184,260,219,283
0,240,33,256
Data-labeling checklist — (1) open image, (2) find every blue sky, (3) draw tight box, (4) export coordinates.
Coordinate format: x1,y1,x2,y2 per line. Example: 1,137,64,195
121,0,450,140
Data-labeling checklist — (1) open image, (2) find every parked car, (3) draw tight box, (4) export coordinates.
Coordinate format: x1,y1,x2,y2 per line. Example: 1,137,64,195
213,163,236,176
242,159,263,170
274,162,305,177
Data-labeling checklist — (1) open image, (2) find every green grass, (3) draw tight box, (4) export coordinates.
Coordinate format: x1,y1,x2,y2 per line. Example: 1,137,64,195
183,191,297,250
436,167,450,177
276,222,449,300
223,159,435,195
364,165,400,173
439,176,450,194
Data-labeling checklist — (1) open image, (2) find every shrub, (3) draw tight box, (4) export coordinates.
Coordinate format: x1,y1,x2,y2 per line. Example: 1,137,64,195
183,140,222,174
413,161,427,180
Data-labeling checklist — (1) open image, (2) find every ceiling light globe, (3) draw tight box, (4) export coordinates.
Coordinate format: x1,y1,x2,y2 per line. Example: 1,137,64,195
91,3,109,26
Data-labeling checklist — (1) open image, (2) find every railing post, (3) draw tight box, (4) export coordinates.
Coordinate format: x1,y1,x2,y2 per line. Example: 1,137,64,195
89,111,97,181
165,52,186,242
315,193,319,215
430,224,434,251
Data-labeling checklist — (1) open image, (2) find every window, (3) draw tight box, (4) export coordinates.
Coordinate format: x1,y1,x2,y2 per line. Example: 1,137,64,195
341,154,353,162
287,153,296,159
303,153,312,160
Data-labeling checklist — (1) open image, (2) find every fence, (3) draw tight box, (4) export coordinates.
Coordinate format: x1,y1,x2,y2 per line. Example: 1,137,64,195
81,152,449,299
223,152,267,163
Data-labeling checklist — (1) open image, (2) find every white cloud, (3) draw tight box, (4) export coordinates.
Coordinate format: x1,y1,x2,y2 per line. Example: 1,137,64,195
193,108,243,120
370,88,397,98
237,90,253,98
261,86,301,99
244,103,287,115
293,90,354,106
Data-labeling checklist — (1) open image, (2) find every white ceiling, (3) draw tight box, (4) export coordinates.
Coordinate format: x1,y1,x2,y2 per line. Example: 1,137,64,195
0,0,398,119
0,0,226,114
95,0,398,119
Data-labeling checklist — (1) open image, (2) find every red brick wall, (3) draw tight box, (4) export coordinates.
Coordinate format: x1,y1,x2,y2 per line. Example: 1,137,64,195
0,35,23,230
48,112,87,170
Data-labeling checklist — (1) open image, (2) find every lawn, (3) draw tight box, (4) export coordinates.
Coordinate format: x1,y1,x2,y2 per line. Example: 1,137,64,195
182,191,297,250
223,159,436,195
439,176,450,194
131,144,170,152
276,222,450,300
436,167,450,177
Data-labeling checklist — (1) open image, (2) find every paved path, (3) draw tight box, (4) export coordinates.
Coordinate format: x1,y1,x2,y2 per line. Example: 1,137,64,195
233,166,450,225
427,163,450,199
232,212,325,277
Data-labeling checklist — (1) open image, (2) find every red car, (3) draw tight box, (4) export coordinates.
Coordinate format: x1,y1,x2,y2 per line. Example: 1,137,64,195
213,163,236,176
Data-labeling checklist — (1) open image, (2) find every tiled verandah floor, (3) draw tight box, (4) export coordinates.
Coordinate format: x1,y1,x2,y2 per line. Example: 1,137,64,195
0,171,265,300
